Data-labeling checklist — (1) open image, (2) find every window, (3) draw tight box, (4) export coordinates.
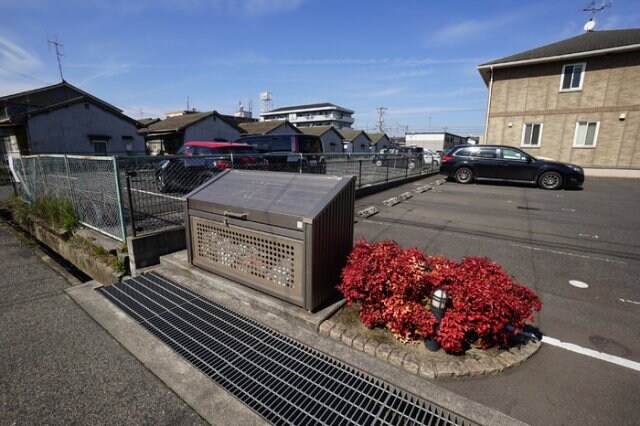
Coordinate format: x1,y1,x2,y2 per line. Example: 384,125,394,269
500,148,528,161
477,148,497,158
573,121,599,148
92,141,107,155
522,123,543,147
560,63,585,91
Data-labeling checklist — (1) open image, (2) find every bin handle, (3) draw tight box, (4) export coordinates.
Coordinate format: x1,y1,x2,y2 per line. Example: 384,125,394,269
224,210,248,220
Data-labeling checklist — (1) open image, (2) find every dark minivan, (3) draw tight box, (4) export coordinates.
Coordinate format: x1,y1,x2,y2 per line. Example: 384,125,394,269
440,145,584,190
234,134,325,173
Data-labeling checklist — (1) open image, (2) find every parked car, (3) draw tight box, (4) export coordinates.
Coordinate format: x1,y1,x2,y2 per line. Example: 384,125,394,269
439,145,584,190
155,141,262,193
234,134,325,173
372,146,424,170
422,149,441,168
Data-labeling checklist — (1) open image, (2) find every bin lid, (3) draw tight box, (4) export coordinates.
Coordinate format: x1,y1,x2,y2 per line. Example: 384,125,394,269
186,170,354,223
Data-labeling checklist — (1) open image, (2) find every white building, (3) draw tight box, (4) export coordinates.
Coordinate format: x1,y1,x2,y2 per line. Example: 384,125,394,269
260,103,354,129
405,132,468,152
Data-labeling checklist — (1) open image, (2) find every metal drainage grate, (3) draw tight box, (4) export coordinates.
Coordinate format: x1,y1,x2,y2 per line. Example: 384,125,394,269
97,272,476,426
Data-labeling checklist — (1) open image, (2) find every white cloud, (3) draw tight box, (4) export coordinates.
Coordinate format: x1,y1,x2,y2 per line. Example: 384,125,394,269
427,6,539,46
0,36,42,71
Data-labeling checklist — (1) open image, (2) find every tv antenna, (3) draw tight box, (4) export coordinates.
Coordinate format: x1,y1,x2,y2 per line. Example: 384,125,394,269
580,1,612,31
47,36,65,82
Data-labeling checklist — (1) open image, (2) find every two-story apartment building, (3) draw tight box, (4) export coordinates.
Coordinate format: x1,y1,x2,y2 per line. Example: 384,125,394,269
260,103,355,129
478,28,640,168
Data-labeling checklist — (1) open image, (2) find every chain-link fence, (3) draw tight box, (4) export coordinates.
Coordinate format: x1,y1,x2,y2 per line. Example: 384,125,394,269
119,152,439,237
6,152,439,242
9,155,126,241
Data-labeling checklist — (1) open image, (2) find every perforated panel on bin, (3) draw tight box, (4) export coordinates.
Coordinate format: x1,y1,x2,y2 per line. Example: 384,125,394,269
185,170,355,311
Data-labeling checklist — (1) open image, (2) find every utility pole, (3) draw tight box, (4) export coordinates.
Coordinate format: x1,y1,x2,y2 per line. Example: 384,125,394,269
376,107,387,132
47,36,65,82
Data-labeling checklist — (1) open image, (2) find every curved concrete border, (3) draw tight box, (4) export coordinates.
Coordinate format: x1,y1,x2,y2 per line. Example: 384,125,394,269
319,319,541,379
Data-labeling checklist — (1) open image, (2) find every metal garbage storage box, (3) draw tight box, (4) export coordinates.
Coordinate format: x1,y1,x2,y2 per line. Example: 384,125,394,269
184,169,356,311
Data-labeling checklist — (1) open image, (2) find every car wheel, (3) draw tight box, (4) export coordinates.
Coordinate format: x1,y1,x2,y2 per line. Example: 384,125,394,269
375,159,383,167
454,167,473,184
156,171,171,193
538,171,563,190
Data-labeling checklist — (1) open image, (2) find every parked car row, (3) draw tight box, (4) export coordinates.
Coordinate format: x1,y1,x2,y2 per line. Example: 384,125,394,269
155,135,326,193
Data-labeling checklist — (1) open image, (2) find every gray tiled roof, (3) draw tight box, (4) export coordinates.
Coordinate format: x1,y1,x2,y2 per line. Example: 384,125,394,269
299,126,340,137
339,129,371,141
238,120,298,135
480,28,640,66
145,111,214,132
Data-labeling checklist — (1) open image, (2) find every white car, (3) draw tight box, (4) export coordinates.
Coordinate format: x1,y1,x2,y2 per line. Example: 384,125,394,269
422,149,441,168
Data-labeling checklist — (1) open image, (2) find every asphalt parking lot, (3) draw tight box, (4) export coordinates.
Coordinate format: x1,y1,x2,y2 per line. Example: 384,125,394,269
354,176,640,425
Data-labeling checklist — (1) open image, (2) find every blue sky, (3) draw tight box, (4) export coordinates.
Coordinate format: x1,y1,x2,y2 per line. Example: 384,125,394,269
1,0,638,136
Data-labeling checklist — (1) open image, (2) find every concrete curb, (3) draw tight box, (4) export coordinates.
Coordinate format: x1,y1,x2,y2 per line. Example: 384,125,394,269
319,318,541,379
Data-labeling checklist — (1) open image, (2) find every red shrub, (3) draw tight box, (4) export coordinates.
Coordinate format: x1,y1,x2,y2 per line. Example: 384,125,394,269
338,240,542,353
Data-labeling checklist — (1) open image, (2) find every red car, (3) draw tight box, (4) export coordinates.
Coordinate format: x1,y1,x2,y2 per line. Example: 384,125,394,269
156,141,263,193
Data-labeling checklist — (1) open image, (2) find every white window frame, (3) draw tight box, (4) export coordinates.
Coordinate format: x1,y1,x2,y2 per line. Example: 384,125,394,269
521,122,543,147
572,121,599,148
560,62,586,92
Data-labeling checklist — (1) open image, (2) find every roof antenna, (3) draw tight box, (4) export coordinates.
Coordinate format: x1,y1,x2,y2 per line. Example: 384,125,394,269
47,35,65,82
580,1,612,32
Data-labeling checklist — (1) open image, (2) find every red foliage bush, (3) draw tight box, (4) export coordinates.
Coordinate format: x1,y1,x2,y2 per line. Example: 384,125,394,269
338,240,542,353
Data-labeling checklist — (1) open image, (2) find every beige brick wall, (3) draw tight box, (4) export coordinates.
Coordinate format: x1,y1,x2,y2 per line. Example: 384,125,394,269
486,51,640,168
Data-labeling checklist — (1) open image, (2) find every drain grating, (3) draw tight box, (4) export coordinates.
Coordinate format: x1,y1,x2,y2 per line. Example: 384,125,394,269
97,272,476,426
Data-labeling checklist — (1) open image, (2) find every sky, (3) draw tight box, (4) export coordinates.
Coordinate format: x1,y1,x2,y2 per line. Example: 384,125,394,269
1,0,639,137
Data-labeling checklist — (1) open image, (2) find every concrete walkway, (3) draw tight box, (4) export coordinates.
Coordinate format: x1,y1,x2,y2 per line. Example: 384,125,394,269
0,185,206,425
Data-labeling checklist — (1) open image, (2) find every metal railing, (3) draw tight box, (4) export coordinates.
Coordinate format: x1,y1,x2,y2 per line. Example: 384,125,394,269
8,153,439,241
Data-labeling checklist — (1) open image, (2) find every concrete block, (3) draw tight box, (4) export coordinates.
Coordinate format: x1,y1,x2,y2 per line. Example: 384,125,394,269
375,343,393,361
364,340,379,356
352,336,367,352
341,329,358,346
358,206,379,218
402,354,420,374
383,197,400,206
329,324,347,341
388,349,407,367
418,360,436,379
318,320,335,337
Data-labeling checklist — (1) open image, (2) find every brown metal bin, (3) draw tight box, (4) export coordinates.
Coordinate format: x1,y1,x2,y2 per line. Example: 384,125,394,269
184,170,356,311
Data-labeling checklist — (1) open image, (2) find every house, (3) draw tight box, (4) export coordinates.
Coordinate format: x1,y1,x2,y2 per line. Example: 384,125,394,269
339,129,372,153
140,110,243,155
299,126,344,153
0,81,145,159
368,133,392,152
405,132,468,152
260,103,355,129
237,120,300,136
478,28,640,168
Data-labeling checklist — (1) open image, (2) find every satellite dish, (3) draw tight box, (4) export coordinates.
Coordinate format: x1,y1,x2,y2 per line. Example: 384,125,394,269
584,19,596,32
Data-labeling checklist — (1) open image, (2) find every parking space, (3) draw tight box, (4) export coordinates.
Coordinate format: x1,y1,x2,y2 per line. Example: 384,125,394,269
353,176,640,425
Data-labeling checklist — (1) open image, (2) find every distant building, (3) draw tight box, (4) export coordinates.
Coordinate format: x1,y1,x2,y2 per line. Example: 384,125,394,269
368,133,392,152
339,129,372,153
238,120,300,136
0,81,145,159
299,126,344,153
260,103,354,129
478,28,640,168
139,110,243,155
405,132,468,152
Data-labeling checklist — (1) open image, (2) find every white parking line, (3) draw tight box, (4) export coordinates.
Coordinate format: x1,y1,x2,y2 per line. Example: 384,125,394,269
542,336,640,372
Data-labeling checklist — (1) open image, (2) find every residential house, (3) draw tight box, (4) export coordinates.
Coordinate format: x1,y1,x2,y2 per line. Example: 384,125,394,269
140,110,243,155
405,132,468,152
368,133,392,153
478,28,640,168
299,126,344,153
0,81,145,159
340,129,372,153
260,103,355,129
238,120,300,136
